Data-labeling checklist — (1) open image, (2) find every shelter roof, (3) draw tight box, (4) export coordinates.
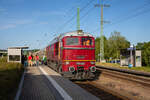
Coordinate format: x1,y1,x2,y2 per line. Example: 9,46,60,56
8,46,29,49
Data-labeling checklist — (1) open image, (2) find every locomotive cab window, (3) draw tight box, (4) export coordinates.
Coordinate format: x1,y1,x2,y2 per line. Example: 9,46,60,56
66,37,79,45
81,37,92,46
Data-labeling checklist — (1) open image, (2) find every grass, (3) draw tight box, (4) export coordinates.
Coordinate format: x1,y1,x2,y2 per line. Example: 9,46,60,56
0,57,24,100
96,62,150,73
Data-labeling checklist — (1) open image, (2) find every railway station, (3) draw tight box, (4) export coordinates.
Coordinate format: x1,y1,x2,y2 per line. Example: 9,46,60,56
0,49,7,58
13,31,150,100
120,47,142,67
7,46,29,63
1,0,150,100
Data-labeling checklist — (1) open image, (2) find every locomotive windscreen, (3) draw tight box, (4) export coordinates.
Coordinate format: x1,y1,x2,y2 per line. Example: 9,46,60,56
66,37,79,45
81,37,92,46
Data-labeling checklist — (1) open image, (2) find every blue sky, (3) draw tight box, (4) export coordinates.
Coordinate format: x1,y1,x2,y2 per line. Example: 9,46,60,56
0,0,150,49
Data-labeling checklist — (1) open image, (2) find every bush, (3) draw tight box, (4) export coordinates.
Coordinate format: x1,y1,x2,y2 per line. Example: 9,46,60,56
0,57,24,100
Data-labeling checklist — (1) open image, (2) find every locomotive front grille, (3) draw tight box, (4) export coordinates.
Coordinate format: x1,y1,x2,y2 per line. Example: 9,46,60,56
77,66,84,71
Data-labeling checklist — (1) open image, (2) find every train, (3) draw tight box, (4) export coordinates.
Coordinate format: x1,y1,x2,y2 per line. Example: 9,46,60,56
46,30,96,80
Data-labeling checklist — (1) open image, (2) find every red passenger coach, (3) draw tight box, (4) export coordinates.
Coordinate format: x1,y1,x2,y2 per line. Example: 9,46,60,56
46,30,96,80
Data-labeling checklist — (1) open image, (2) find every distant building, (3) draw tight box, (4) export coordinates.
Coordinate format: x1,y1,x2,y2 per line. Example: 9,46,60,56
0,49,7,57
120,48,142,67
7,47,29,63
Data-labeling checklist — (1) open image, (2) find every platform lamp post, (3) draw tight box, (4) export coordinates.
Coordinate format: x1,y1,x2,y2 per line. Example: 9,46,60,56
129,44,135,67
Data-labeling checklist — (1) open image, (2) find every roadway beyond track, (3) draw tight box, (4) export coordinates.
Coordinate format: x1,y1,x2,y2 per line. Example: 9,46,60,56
16,66,100,100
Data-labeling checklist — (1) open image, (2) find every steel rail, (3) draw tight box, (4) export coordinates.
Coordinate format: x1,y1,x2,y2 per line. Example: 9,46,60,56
96,66,150,77
96,66,150,87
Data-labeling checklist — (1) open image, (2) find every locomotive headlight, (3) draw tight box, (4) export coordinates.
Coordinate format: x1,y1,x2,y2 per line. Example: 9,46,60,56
90,62,95,64
65,61,70,65
69,66,75,72
90,66,96,72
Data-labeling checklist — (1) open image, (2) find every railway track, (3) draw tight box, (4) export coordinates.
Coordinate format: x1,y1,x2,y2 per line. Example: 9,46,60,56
74,66,150,100
96,66,150,87
96,66,150,77
74,81,127,100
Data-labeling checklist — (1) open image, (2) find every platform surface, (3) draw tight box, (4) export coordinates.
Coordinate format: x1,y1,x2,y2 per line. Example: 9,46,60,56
18,66,100,100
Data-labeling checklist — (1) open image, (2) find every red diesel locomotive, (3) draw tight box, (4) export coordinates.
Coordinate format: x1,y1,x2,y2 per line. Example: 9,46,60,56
46,30,96,79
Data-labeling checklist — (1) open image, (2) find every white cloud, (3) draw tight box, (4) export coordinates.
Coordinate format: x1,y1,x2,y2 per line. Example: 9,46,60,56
0,24,16,30
0,19,33,30
14,19,33,25
32,11,66,17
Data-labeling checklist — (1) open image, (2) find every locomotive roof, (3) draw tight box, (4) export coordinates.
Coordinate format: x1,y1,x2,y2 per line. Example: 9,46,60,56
48,30,93,46
59,30,93,39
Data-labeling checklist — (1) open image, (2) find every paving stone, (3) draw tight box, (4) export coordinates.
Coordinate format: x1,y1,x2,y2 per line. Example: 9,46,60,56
19,66,100,100
19,67,63,100
40,66,100,100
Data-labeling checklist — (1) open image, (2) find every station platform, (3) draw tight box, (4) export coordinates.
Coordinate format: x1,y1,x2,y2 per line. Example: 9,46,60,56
16,66,100,100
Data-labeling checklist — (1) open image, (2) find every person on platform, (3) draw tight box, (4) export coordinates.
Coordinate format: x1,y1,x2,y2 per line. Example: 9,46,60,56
28,54,32,66
42,55,45,65
35,54,39,66
42,55,47,65
21,55,25,65
33,55,36,66
24,55,28,67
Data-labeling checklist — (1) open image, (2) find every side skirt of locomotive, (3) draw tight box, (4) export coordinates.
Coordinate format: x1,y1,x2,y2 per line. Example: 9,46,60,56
47,60,61,72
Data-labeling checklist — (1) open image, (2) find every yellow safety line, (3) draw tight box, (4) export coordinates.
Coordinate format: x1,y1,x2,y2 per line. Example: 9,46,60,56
63,60,96,62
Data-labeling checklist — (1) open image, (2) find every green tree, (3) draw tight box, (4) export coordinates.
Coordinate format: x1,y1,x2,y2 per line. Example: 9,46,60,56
136,43,144,50
136,42,150,66
95,36,109,61
95,31,130,62
108,31,130,59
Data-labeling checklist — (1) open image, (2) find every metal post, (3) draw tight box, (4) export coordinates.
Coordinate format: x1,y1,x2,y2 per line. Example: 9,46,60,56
100,2,104,62
134,46,136,67
77,7,80,30
130,48,132,66
95,0,110,62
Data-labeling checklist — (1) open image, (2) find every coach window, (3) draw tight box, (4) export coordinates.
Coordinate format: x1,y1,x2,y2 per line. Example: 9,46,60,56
66,37,79,46
81,37,92,46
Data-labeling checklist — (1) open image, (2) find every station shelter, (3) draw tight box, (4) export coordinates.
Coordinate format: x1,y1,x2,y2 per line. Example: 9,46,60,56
0,49,7,58
120,48,142,67
7,47,29,63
